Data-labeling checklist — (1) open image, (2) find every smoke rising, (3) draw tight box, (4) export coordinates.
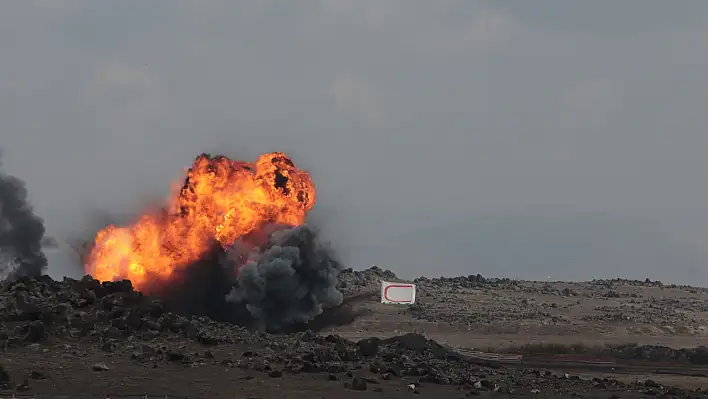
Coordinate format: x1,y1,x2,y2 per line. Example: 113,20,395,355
79,151,344,332
146,223,344,333
0,152,48,279
225,224,344,332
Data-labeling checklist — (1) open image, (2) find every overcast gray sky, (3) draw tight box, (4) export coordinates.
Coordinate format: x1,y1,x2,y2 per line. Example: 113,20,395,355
2,1,708,284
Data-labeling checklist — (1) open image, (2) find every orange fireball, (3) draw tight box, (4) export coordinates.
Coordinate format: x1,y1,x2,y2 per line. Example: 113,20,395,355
85,152,315,292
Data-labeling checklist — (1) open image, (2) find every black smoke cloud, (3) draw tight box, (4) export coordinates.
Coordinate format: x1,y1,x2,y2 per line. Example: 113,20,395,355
225,224,344,332
153,223,344,333
0,152,48,279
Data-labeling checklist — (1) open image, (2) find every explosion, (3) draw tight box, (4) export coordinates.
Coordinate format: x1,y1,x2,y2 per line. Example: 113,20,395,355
86,152,315,291
84,152,342,332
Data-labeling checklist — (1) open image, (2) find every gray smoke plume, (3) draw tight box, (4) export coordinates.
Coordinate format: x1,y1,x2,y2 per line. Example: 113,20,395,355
0,152,48,279
224,224,344,333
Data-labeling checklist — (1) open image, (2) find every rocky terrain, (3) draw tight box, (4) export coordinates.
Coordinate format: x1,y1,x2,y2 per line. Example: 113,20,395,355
1,268,708,397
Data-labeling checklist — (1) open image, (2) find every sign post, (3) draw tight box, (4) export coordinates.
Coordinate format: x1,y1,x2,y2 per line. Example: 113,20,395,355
380,281,416,304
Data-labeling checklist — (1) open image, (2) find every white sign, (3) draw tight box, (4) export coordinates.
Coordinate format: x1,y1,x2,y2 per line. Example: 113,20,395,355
380,281,416,304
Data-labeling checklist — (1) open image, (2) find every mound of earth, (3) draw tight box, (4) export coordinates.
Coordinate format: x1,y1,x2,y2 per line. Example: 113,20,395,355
0,275,253,346
337,266,399,295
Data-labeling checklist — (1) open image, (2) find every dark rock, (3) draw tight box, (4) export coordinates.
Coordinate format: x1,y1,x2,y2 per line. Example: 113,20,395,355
16,378,29,391
144,320,161,331
644,379,660,388
30,370,47,380
123,310,142,330
101,280,133,295
348,376,367,391
81,289,97,304
102,326,123,340
166,350,185,362
92,363,109,371
197,331,219,345
385,365,403,377
101,341,116,352
100,293,123,311
357,337,380,357
0,364,11,388
24,320,45,342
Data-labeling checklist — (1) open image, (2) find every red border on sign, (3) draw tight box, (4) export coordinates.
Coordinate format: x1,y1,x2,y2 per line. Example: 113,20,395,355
383,284,415,303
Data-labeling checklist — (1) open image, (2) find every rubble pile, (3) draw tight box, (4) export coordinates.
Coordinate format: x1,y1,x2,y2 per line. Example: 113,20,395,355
337,266,398,295
414,274,516,289
0,275,253,346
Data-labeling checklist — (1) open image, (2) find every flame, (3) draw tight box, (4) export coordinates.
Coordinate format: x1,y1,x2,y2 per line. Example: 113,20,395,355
84,152,315,292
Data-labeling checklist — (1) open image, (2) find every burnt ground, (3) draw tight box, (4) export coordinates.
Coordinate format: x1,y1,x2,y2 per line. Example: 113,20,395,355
2,269,708,398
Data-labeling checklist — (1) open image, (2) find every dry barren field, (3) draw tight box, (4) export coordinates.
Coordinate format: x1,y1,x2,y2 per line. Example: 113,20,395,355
2,267,708,398
333,270,708,349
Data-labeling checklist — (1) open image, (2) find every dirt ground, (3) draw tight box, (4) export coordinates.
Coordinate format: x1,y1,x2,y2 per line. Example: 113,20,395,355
326,276,708,391
3,272,708,398
329,279,708,347
0,340,678,399
2,340,472,399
